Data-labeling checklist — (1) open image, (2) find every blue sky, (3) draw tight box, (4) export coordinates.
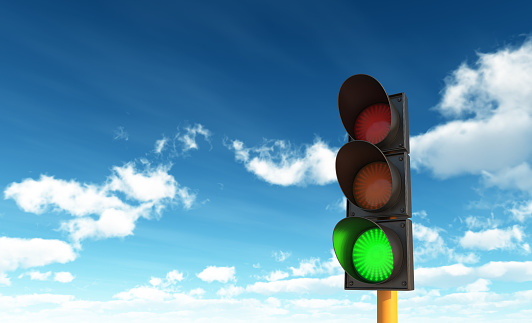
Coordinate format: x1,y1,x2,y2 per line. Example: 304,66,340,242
1,0,532,322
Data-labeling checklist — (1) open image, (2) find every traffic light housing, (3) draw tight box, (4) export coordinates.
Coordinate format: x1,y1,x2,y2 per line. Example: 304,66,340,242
333,74,414,291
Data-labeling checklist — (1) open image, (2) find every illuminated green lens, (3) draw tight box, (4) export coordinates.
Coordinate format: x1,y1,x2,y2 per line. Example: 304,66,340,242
352,228,393,283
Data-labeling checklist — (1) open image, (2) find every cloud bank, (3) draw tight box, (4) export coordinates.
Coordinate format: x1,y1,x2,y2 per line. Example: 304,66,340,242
411,39,532,186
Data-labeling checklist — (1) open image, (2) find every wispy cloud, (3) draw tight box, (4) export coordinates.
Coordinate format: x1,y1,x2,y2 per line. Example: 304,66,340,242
288,252,342,278
113,126,129,141
326,197,346,213
264,270,289,282
273,250,291,262
154,136,168,154
177,124,211,152
413,223,451,262
115,269,186,302
413,222,480,264
290,258,321,277
26,271,52,281
153,124,212,157
508,200,532,222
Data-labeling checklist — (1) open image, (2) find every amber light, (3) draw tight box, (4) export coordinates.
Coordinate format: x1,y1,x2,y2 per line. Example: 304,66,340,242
353,161,392,210
354,103,391,144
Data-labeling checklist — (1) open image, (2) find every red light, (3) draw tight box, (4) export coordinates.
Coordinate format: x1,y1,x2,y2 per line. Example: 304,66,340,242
354,103,391,144
353,162,392,210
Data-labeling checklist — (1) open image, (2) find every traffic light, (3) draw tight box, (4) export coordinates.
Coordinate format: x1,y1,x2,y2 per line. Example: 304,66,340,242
333,74,414,290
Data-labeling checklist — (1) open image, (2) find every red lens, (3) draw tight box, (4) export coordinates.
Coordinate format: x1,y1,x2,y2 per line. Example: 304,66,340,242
354,103,391,144
353,161,392,210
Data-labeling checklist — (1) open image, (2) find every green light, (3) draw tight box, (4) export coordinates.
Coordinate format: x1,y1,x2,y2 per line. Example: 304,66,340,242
352,228,393,283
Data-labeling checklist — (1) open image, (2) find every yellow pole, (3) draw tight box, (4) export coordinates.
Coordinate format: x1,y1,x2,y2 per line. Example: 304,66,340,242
377,290,397,323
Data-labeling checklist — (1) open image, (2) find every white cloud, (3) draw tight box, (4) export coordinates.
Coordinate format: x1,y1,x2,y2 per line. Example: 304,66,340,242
54,272,75,283
216,284,245,298
0,293,75,309
321,250,343,275
411,39,532,181
228,138,338,186
264,270,289,282
113,286,171,302
508,200,532,222
20,270,75,283
457,278,491,292
2,287,532,323
463,215,499,230
286,252,343,279
246,274,343,295
196,266,236,283
154,136,168,154
149,277,163,286
288,253,343,278
147,269,185,288
106,163,177,202
453,253,480,265
189,288,206,297
289,298,372,311
459,225,529,252
60,207,140,243
0,289,376,323
1,261,532,323
166,270,184,283
413,210,428,219
0,237,76,273
413,223,479,264
413,223,449,261
27,271,52,281
415,263,477,288
482,163,532,195
325,197,346,213
4,175,124,216
175,186,196,209
0,273,11,286
5,162,195,246
290,258,321,277
477,261,532,282
415,261,532,288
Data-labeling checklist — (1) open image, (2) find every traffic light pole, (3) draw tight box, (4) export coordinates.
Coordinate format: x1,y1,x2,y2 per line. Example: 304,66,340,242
333,74,413,322
377,290,397,323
